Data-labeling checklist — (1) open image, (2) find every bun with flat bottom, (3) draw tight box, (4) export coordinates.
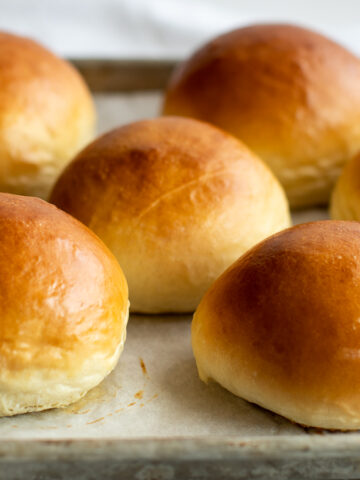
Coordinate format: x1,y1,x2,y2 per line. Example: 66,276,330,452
50,116,290,313
0,193,128,417
0,31,95,198
193,220,360,430
163,24,360,208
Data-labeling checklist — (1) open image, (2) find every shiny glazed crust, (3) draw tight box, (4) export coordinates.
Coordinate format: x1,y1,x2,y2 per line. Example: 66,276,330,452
192,220,360,430
50,116,290,313
0,31,95,199
0,193,129,416
163,24,360,207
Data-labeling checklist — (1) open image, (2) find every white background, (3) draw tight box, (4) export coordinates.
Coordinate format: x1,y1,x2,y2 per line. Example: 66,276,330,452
0,0,359,59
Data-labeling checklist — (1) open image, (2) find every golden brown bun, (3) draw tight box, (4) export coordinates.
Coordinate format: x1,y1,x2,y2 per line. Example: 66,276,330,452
50,116,290,313
330,152,360,220
192,220,360,430
0,193,128,417
0,31,95,199
163,24,360,208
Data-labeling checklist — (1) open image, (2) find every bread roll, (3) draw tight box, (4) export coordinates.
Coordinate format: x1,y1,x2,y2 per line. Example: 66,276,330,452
330,152,360,220
0,193,128,417
50,116,290,313
192,220,360,430
163,24,360,208
0,31,95,199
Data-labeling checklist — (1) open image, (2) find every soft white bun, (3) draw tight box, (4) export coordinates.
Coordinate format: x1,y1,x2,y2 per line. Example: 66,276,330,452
0,31,95,199
192,220,360,430
50,116,290,313
330,152,360,220
163,24,360,208
0,193,128,417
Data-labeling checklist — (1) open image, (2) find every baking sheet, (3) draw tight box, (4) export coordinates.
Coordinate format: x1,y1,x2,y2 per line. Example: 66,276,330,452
1,92,355,480
0,92,331,436
0,92,330,440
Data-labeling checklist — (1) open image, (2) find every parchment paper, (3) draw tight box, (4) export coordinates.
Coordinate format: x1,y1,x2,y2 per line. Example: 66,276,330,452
0,92,330,440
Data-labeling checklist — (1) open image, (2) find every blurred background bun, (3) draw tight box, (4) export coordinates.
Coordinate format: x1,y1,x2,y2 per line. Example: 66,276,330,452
0,31,95,199
330,152,360,220
50,116,290,313
163,24,360,208
192,220,360,430
0,193,128,417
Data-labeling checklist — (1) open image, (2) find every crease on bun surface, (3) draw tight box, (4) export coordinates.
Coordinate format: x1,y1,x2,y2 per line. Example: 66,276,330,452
192,220,360,430
0,193,128,417
331,152,360,221
50,116,290,313
0,31,95,199
163,23,360,208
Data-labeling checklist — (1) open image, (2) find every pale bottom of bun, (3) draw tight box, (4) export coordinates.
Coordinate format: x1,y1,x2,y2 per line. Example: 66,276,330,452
118,207,291,314
0,308,129,417
195,353,360,431
278,157,343,209
330,183,358,221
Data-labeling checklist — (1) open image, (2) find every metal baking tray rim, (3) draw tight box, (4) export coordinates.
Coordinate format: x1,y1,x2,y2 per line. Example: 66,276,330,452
2,434,360,462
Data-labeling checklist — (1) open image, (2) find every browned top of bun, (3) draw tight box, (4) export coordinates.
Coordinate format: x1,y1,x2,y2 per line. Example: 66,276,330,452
50,116,277,227
0,31,91,120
